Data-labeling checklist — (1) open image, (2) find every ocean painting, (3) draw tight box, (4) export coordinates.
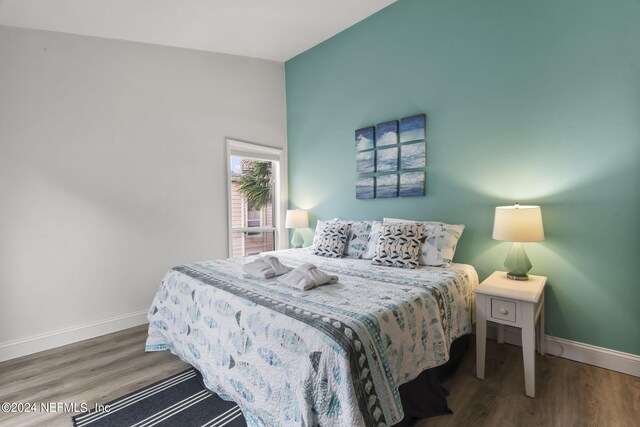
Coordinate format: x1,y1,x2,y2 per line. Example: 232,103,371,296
355,127,375,151
399,114,426,143
376,120,398,147
356,150,375,174
376,147,398,172
400,172,425,197
376,174,398,198
400,142,425,169
356,177,375,199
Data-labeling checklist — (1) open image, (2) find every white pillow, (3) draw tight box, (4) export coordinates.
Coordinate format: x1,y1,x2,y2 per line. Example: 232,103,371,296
383,218,465,267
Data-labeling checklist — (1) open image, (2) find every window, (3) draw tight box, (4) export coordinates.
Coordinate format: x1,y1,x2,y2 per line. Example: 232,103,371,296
226,139,286,257
246,206,262,235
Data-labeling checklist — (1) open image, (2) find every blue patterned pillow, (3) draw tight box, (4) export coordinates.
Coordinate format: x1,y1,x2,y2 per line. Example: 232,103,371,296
312,222,351,258
343,221,372,258
331,220,378,259
363,221,384,259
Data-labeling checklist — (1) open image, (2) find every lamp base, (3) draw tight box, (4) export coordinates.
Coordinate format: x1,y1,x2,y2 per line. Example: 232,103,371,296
291,229,304,248
504,242,533,281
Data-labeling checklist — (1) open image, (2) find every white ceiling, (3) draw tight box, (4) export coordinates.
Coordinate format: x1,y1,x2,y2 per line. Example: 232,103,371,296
0,0,395,62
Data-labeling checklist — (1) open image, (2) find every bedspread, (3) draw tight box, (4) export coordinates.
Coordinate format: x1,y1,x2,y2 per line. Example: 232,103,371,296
145,248,477,427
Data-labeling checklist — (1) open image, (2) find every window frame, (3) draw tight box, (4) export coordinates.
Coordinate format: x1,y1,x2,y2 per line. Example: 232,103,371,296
226,139,287,257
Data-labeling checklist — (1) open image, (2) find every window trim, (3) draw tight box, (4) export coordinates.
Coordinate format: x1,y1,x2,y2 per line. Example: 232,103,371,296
226,139,287,257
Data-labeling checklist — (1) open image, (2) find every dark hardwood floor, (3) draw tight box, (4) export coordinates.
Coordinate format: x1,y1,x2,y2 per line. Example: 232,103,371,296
0,325,637,427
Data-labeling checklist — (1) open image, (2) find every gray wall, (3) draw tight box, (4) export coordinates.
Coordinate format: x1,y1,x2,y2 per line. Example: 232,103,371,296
0,26,287,358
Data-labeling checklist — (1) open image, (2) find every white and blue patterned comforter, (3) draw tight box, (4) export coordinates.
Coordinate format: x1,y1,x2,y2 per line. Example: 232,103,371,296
145,248,478,427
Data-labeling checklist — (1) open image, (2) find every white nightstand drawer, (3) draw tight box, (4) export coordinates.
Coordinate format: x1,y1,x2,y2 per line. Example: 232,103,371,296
490,298,516,322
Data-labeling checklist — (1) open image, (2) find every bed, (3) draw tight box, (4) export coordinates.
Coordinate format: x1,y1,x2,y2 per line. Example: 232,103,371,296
146,248,478,427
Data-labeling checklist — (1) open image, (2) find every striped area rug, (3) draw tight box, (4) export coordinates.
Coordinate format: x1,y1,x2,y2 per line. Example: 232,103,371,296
72,368,246,427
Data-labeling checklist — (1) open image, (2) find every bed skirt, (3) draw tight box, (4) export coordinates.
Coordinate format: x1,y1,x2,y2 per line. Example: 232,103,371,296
393,334,471,426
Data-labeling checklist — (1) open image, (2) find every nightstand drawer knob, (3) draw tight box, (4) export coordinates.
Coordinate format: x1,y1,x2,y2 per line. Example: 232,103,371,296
489,297,517,322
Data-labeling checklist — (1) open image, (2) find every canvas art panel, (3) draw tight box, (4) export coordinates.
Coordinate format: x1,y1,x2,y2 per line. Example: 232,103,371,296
356,176,375,199
400,142,425,169
376,120,398,147
399,114,426,143
356,150,375,174
355,126,375,151
376,147,398,172
376,174,398,198
399,171,425,197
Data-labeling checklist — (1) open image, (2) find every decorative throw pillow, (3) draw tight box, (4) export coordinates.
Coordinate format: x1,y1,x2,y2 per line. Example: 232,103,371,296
362,221,383,259
344,221,374,258
331,220,376,259
312,222,351,258
312,219,337,247
371,224,425,269
383,218,465,267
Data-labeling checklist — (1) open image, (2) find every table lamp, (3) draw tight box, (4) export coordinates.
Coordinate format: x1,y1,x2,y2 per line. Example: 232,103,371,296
492,203,544,280
285,209,308,248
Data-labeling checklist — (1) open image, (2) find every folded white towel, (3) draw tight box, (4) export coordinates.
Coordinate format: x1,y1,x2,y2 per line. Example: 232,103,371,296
277,263,338,291
262,255,291,276
242,255,292,279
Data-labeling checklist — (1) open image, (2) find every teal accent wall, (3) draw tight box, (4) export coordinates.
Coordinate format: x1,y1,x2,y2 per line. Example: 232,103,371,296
285,0,640,355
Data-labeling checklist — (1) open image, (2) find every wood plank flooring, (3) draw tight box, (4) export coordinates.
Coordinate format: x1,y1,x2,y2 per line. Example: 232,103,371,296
0,325,637,427
418,340,639,427
0,325,189,427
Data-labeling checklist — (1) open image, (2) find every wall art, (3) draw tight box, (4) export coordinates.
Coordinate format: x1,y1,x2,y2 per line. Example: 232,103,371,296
356,150,376,174
356,176,375,199
355,126,375,151
400,142,425,169
376,146,398,172
355,114,426,199
399,114,425,143
399,171,425,197
376,120,398,147
376,174,398,198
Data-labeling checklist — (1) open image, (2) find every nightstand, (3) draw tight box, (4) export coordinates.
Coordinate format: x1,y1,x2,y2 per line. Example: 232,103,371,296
475,271,547,397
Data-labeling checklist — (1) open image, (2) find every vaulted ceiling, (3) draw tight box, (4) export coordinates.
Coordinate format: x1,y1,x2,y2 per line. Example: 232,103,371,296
0,0,395,61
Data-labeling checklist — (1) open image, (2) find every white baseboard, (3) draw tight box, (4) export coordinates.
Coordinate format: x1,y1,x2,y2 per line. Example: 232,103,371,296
544,335,640,377
3,314,638,378
0,310,149,363
484,323,640,377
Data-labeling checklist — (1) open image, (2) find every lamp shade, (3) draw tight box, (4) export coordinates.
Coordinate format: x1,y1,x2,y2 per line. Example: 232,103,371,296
285,209,309,229
492,205,544,242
